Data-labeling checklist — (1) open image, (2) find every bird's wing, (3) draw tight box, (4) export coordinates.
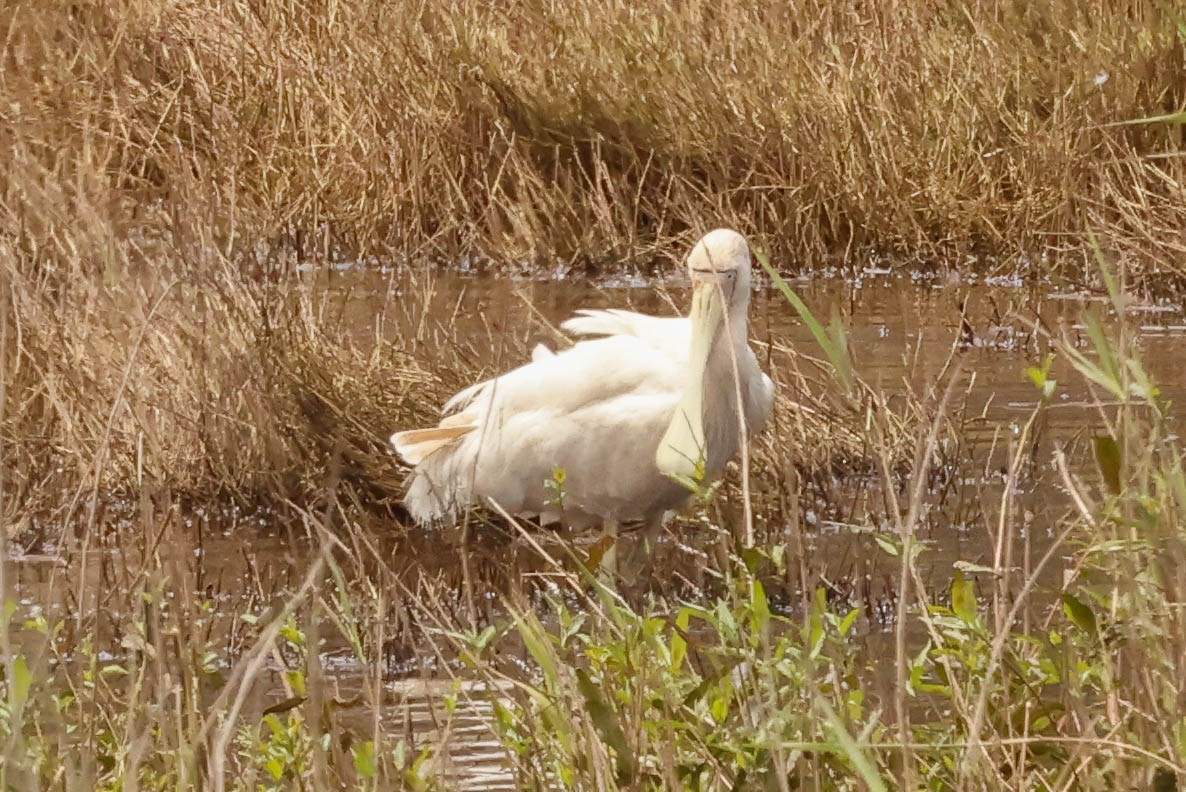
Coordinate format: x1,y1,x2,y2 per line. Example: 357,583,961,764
441,344,552,414
750,370,776,433
431,331,679,426
441,378,489,413
561,309,690,359
477,334,681,419
391,424,475,465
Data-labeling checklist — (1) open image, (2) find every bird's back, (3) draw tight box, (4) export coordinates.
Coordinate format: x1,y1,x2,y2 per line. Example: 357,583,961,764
399,333,690,525
394,308,774,526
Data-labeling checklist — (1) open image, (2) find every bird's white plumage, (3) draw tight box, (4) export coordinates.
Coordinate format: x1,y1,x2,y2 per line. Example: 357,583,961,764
391,229,775,531
561,309,690,359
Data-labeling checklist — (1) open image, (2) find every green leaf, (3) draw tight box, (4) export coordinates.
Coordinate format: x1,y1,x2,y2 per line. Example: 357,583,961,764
740,547,764,573
749,578,771,634
392,739,409,769
873,534,900,557
1062,593,1099,637
1094,435,1123,495
279,623,305,648
1025,353,1058,399
353,740,376,779
285,669,307,697
817,699,889,792
756,249,855,393
474,624,498,652
10,655,32,711
671,608,692,672
575,669,634,783
265,757,285,781
951,570,978,624
1086,226,1125,319
1084,315,1125,398
711,694,729,724
513,610,559,688
808,587,827,658
769,544,787,573
838,608,860,637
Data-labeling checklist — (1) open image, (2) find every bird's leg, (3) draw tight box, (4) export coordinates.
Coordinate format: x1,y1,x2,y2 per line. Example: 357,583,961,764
640,513,665,577
599,518,620,586
608,514,667,593
620,513,665,590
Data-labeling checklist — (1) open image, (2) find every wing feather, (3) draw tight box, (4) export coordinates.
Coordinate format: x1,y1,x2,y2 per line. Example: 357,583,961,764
391,425,476,465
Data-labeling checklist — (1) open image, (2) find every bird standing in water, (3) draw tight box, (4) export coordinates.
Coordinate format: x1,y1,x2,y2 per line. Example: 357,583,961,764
391,229,774,573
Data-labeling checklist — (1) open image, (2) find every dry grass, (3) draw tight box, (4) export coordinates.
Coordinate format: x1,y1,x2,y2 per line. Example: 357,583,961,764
2,0,1185,272
1,0,1183,515
1,6,1185,784
0,0,1179,499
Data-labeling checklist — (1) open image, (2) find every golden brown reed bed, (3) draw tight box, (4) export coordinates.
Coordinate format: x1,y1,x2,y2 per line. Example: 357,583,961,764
0,0,1182,522
5,0,1184,270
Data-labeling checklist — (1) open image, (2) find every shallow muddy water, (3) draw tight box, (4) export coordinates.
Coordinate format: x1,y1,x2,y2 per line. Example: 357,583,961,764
365,266,1186,603
6,266,1186,786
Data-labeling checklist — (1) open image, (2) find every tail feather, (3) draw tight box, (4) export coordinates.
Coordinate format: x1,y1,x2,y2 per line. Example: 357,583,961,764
561,309,636,338
390,424,475,465
439,411,477,429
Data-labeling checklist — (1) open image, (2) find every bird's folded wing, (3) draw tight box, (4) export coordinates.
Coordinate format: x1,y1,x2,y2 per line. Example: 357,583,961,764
441,378,491,413
561,309,690,358
391,424,477,465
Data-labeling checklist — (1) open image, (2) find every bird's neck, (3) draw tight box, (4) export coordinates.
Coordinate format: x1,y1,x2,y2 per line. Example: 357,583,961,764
699,311,750,470
655,302,748,483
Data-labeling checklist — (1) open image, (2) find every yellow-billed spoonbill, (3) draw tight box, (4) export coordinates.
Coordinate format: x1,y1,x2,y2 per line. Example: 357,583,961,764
391,229,774,563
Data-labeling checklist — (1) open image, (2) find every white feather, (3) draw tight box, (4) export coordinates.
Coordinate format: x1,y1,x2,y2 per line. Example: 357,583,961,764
392,229,775,529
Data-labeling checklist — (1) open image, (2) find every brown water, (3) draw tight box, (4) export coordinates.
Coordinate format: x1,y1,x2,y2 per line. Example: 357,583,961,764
6,267,1186,786
375,267,1186,591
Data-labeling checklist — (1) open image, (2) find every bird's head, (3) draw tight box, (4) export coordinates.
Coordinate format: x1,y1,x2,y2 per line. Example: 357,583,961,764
655,229,754,482
686,228,752,311
685,229,752,335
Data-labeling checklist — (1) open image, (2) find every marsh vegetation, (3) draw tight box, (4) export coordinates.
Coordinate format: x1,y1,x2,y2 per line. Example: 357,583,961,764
3,0,1186,788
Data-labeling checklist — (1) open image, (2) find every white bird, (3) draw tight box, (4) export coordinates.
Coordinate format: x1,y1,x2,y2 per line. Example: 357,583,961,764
391,229,775,560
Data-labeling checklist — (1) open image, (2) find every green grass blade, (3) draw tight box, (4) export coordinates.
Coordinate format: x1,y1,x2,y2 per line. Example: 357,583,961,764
816,699,888,792
1107,110,1186,126
755,247,855,393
